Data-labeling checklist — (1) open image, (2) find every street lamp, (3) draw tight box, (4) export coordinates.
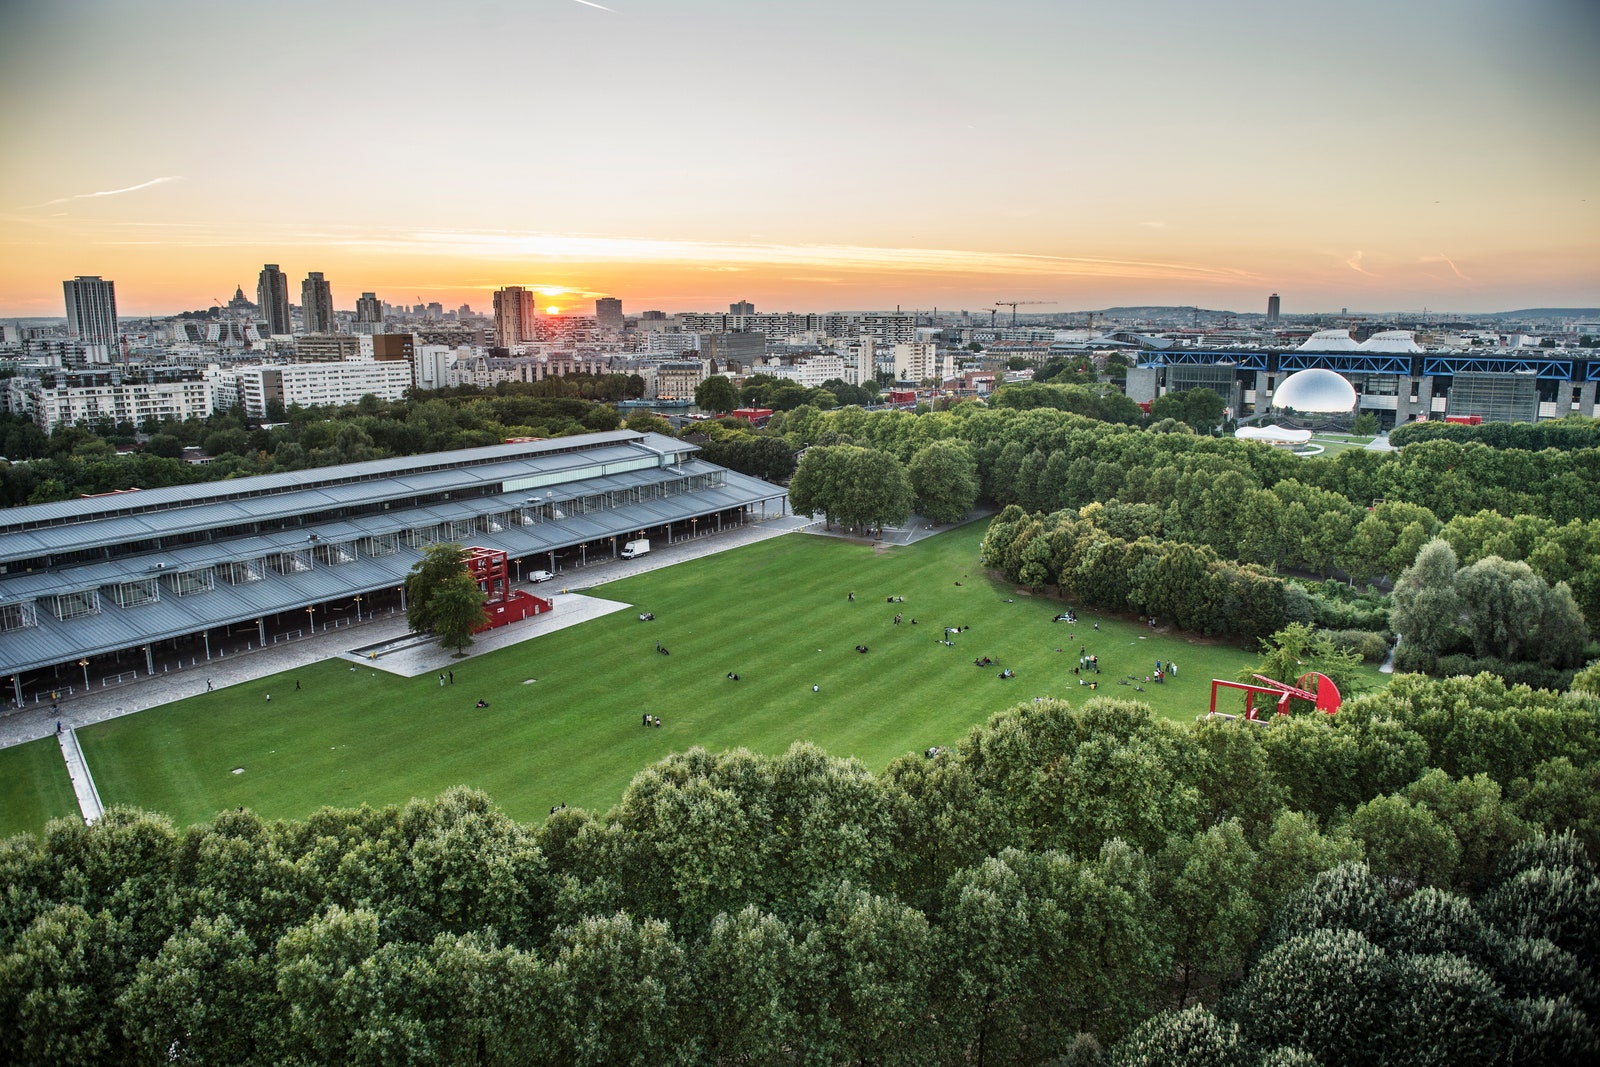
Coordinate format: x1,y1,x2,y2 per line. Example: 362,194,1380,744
691,517,699,538
79,658,90,691
305,605,316,634
353,595,363,622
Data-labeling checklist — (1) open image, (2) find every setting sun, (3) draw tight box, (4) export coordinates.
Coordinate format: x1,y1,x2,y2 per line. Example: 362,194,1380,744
546,305,561,315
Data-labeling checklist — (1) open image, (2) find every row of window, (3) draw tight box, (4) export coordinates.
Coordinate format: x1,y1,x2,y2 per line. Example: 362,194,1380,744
0,472,730,629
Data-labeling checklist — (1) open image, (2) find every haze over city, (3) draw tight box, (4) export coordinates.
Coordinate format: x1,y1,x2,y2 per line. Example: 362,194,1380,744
2,0,1597,317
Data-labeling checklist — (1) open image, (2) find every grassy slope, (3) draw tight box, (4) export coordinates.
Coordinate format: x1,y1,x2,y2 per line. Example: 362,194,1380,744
0,736,82,839
70,525,1371,831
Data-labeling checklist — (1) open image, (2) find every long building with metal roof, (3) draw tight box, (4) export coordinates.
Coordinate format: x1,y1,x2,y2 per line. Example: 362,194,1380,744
0,430,788,707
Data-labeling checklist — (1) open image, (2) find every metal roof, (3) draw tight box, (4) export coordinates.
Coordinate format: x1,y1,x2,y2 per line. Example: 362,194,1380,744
0,434,787,675
0,431,686,533
0,433,693,563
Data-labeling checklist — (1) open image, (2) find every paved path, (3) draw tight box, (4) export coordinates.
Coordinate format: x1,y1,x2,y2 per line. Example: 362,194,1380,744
0,513,814,753
58,727,104,824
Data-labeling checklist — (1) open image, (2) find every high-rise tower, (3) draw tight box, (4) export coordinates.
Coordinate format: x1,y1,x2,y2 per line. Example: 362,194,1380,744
63,276,118,359
301,272,335,333
1267,293,1281,324
356,292,383,327
257,264,292,335
493,286,538,348
596,297,623,333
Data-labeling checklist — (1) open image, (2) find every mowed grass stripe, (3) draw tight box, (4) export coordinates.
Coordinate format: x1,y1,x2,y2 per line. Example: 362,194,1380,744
70,524,1350,831
0,736,83,839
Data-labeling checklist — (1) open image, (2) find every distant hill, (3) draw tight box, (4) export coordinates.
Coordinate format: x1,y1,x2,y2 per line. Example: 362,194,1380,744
1484,308,1600,320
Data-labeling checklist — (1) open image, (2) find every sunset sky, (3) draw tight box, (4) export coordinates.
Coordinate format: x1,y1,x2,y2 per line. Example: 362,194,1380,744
2,0,1596,318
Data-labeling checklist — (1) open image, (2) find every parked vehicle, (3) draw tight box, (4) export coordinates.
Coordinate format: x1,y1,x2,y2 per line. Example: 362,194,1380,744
527,569,555,583
620,538,651,559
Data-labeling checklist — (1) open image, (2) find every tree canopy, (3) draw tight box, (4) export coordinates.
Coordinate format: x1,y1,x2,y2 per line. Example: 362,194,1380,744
3,676,1598,1064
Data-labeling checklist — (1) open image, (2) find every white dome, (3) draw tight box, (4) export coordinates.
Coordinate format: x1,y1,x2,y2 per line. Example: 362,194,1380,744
1298,329,1359,352
1272,368,1358,415
1357,330,1422,354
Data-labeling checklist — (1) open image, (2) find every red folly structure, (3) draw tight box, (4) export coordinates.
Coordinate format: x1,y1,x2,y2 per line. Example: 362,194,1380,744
463,546,552,632
1206,672,1341,722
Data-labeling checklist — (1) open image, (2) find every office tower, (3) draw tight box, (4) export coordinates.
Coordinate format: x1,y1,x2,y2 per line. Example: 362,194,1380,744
493,286,538,348
1267,293,1281,324
301,272,335,333
596,297,623,332
257,264,292,335
356,292,383,325
63,275,119,351
730,300,755,316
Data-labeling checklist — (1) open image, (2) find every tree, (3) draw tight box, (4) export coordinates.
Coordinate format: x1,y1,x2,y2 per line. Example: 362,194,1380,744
789,445,912,536
432,572,489,655
695,374,738,414
907,440,979,524
405,543,487,652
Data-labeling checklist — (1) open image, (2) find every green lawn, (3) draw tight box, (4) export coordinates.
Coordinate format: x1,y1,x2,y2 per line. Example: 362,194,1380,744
0,736,82,839
65,525,1365,832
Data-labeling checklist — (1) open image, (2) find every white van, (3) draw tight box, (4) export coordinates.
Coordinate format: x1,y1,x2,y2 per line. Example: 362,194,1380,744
620,538,650,559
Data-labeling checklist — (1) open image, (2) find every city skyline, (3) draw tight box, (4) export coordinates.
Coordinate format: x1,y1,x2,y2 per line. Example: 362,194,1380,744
2,0,1596,318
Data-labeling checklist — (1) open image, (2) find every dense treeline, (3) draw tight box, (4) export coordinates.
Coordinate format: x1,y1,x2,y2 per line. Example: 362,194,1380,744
980,504,1294,644
765,399,1600,627
4,675,1597,1065
1389,414,1600,452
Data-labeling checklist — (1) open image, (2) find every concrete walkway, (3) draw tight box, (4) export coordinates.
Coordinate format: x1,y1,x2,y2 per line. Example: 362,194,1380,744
58,727,104,824
0,513,814,754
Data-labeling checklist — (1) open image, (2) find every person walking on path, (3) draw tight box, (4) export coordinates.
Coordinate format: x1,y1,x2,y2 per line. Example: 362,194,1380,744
206,679,213,692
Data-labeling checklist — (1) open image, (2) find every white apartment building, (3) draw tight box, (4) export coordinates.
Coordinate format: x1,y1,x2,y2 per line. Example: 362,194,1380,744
893,342,948,383
755,353,850,388
231,360,413,417
8,369,213,432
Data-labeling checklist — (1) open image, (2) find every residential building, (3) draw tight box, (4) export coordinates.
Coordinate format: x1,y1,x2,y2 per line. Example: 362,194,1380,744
356,292,384,331
300,272,335,333
257,264,292,335
232,360,414,416
7,367,212,432
493,286,538,348
62,276,118,360
893,342,946,383
654,360,706,400
294,334,362,362
1267,293,1281,324
731,300,755,315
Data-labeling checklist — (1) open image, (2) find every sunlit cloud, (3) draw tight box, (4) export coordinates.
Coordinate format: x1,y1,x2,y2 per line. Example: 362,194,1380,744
570,0,615,11
1140,220,1167,229
1344,250,1376,277
1433,252,1465,281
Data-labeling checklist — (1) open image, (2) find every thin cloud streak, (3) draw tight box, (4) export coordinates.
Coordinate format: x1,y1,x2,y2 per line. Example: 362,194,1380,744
371,230,1263,284
570,0,615,11
30,176,183,208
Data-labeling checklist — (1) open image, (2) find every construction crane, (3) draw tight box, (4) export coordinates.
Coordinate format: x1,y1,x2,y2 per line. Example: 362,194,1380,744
994,300,1055,326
